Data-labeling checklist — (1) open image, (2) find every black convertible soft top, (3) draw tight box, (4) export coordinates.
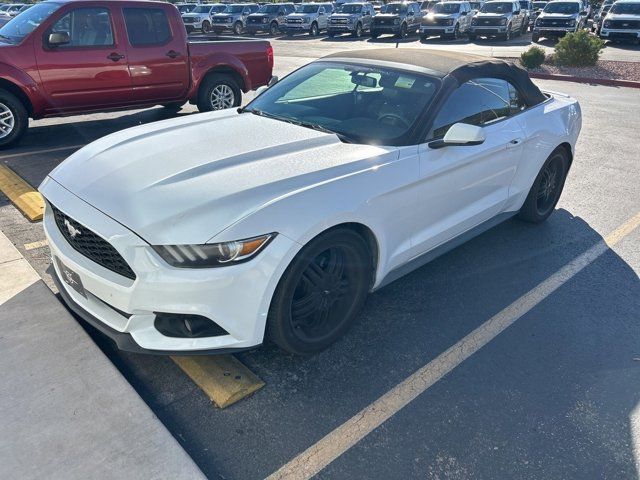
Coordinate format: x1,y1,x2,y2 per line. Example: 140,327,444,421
323,48,547,107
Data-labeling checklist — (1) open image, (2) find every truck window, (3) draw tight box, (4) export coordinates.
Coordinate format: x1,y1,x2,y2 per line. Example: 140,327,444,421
0,2,61,44
50,8,114,47
123,8,172,46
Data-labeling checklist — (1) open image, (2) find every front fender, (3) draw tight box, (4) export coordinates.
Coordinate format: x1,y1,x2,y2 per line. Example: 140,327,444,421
0,63,46,118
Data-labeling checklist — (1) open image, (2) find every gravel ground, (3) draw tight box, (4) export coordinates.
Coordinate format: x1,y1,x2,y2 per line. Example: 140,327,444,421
523,59,640,81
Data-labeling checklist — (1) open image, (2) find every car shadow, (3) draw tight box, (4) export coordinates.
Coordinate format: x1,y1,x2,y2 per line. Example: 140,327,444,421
367,34,422,43
81,208,640,480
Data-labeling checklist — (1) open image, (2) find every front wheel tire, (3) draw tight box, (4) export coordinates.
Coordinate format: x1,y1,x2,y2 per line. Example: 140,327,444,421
517,148,569,223
0,89,28,149
267,229,373,355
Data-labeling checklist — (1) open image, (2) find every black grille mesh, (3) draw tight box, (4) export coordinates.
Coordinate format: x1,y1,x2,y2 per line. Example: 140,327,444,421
608,19,640,29
52,205,136,280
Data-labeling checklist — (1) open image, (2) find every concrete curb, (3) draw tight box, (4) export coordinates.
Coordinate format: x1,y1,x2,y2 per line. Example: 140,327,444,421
0,230,206,480
529,72,640,89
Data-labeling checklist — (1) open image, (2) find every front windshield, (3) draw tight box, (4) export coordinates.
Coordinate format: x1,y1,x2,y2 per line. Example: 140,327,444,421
260,4,282,13
519,1,529,8
338,4,363,13
481,2,513,13
543,2,579,13
211,5,228,13
610,3,640,14
385,3,409,13
228,5,246,13
433,3,461,13
244,62,439,145
177,4,195,13
0,2,61,43
533,1,547,8
297,4,320,13
191,6,212,14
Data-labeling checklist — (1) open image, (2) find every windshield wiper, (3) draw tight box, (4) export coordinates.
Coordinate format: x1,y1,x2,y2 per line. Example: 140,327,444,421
0,34,15,44
239,108,353,143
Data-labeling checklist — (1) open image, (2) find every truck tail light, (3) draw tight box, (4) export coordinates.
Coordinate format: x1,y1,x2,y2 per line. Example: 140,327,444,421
267,44,274,69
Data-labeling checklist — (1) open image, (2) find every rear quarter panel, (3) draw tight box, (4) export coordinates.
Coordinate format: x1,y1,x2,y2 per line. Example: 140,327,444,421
187,38,272,96
505,92,582,211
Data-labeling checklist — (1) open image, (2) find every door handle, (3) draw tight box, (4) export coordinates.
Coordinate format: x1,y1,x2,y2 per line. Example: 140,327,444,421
507,138,523,148
107,52,125,62
166,50,181,59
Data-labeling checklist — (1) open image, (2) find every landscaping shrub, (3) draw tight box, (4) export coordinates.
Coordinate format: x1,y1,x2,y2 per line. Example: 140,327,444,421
554,30,605,67
520,46,546,69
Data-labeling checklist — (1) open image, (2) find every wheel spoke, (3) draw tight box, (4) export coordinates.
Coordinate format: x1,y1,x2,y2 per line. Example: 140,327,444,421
302,260,325,287
291,293,319,320
324,248,344,278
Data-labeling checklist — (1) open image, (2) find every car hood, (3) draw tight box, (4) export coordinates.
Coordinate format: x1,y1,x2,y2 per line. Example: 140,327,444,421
213,13,235,19
331,13,359,19
606,13,640,20
46,110,393,245
427,13,457,18
475,12,509,17
538,12,577,18
287,13,316,19
182,12,204,18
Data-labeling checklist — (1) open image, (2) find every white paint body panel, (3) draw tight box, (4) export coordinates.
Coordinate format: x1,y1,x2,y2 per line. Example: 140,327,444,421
40,92,581,352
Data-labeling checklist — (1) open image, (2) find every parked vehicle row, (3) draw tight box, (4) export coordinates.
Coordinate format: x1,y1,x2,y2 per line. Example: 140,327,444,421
598,0,640,44
0,0,274,147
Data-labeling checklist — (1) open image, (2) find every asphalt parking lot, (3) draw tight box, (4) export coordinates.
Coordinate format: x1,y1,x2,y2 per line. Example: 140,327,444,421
1,38,639,479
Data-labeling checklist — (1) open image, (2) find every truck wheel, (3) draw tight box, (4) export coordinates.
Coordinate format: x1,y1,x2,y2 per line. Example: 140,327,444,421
197,74,241,112
468,33,477,41
202,21,211,33
270,21,279,35
532,33,540,42
353,22,363,37
396,22,407,38
309,22,319,36
233,21,243,35
0,90,28,149
370,32,378,38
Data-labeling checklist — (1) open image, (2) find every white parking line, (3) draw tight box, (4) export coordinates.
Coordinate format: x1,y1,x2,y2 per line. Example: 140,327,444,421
0,144,84,161
267,211,640,480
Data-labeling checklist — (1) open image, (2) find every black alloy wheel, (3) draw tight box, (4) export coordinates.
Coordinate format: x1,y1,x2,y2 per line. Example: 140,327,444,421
267,229,372,355
270,21,279,35
518,148,569,223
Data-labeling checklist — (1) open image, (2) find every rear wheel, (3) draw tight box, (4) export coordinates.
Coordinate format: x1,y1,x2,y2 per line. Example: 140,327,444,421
267,229,373,355
517,148,569,223
0,89,28,149
197,74,241,112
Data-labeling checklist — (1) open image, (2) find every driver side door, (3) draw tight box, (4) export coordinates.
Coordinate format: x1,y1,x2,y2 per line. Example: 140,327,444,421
410,78,526,257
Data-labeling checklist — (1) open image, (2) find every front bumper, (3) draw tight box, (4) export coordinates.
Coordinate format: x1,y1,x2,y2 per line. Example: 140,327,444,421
469,26,507,35
212,22,234,31
533,26,576,35
40,177,297,354
328,24,356,33
420,25,455,35
599,28,640,39
246,23,272,33
281,24,311,33
371,24,402,34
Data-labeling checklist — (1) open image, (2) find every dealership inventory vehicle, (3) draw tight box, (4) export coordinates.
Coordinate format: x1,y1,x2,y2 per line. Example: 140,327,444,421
41,49,581,356
530,0,549,29
328,2,376,37
182,4,227,33
371,1,423,37
246,3,296,35
532,0,587,41
420,1,474,39
599,0,640,43
469,0,527,39
592,3,612,32
212,3,260,35
282,3,334,35
176,3,198,15
0,0,274,147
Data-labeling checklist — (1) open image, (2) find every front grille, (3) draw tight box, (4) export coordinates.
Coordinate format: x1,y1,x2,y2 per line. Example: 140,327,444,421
331,18,348,24
286,17,303,23
476,17,504,26
183,17,195,23
538,18,572,27
248,16,265,23
607,19,640,29
374,17,394,24
434,17,453,25
52,205,136,281
212,17,229,23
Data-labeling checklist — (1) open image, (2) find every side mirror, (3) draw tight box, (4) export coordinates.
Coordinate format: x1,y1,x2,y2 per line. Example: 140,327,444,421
268,75,279,87
429,123,485,149
255,85,269,96
48,31,70,47
460,10,467,15
580,10,588,14
408,10,415,15
514,9,521,14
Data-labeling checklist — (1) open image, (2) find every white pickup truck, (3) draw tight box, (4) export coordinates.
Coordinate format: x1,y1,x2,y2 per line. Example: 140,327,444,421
599,0,640,43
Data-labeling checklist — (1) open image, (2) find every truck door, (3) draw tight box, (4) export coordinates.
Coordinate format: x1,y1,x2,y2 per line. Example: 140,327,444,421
34,5,133,113
121,6,190,103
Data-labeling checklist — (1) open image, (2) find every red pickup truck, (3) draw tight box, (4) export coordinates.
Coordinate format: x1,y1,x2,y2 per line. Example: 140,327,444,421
0,0,274,147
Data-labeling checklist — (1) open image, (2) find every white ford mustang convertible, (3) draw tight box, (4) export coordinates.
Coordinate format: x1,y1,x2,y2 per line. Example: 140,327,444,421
40,49,581,355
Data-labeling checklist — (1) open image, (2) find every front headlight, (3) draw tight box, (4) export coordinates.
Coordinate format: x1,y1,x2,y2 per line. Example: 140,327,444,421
471,18,477,25
568,19,576,26
262,17,268,23
303,16,310,23
393,17,400,24
603,20,610,28
500,17,507,25
153,234,275,268
227,17,233,23
446,18,454,26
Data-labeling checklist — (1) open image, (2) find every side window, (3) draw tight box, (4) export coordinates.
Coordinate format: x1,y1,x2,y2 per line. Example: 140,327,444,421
123,8,171,47
428,79,511,140
49,8,114,47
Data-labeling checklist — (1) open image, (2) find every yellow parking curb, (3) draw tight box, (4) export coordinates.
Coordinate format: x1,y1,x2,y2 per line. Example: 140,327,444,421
0,165,44,221
172,355,265,409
